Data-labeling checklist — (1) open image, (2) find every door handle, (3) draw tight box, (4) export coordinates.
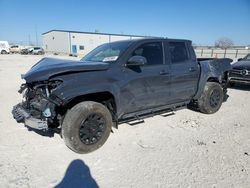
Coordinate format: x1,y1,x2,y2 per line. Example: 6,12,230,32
159,70,169,75
189,67,196,72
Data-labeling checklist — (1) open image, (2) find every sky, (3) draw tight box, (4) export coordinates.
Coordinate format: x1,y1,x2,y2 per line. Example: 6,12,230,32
0,0,250,46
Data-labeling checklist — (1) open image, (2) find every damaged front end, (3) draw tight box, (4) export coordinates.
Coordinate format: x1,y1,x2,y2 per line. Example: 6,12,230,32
12,80,63,131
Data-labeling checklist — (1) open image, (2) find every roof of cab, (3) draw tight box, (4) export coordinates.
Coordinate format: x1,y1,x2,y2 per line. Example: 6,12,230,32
107,38,192,44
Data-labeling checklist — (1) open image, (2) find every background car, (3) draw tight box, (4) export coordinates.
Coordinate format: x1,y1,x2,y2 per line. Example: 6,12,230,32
9,45,23,53
20,47,45,55
20,48,31,55
0,41,10,54
228,53,250,86
31,47,45,55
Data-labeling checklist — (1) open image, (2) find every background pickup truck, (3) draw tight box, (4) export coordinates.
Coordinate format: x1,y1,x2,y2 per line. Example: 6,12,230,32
12,38,232,153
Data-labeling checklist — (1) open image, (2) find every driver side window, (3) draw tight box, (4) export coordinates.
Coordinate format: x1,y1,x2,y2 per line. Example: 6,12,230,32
132,42,163,65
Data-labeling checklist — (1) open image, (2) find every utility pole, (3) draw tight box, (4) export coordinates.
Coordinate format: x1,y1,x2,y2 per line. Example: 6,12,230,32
28,34,31,46
35,25,38,46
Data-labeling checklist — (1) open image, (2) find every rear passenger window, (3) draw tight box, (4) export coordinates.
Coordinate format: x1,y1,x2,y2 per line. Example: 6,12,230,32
132,42,163,65
169,42,189,63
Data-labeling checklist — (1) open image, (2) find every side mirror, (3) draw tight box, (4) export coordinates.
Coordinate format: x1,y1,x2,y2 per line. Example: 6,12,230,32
238,58,243,61
126,56,147,66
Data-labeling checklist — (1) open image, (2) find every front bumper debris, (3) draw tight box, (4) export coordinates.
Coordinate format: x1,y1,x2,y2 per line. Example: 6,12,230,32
12,104,48,130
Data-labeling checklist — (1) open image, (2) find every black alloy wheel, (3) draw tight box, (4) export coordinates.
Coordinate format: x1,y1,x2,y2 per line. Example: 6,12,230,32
209,89,222,108
79,113,106,145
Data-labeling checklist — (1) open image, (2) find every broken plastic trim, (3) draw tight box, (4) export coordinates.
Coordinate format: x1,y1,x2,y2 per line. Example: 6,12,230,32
12,104,48,130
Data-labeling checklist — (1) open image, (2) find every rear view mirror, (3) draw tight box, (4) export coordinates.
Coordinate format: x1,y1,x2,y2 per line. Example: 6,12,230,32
126,56,147,66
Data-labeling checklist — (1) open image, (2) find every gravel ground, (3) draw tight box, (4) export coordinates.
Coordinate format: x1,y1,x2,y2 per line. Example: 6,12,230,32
0,54,249,188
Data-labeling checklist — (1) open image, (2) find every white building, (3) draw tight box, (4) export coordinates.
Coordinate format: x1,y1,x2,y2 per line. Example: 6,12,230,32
42,30,146,55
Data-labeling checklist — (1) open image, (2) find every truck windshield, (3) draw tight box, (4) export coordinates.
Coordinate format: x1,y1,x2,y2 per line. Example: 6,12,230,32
81,41,131,63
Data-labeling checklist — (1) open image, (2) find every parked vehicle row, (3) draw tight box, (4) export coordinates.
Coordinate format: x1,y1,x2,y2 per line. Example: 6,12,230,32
0,41,45,55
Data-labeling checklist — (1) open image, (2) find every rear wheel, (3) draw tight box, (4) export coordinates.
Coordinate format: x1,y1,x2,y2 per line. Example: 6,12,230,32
62,101,112,154
198,82,224,114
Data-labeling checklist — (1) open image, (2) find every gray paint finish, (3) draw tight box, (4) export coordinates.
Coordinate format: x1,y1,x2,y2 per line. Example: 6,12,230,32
23,38,232,120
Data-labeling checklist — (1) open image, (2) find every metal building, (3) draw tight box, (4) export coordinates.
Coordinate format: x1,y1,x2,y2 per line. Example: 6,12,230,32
42,30,146,55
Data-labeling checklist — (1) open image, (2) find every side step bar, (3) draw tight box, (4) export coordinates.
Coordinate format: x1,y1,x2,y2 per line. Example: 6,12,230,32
160,110,175,117
127,110,175,126
127,115,145,126
119,102,188,125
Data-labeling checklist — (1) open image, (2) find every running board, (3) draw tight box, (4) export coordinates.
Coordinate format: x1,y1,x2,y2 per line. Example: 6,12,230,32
119,102,188,125
127,115,144,125
127,119,145,125
127,110,175,126
160,110,175,117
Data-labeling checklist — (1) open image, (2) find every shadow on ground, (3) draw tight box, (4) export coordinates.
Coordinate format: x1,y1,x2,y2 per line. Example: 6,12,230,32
55,159,99,188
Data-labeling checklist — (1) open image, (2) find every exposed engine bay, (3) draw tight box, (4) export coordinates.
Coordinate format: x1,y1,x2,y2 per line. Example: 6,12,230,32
12,80,63,130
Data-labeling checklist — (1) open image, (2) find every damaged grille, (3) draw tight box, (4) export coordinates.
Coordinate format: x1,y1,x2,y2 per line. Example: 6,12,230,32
19,81,61,120
13,80,63,130
20,86,46,118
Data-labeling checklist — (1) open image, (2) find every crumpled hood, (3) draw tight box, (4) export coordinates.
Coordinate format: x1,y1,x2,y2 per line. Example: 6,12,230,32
23,57,110,83
232,60,250,70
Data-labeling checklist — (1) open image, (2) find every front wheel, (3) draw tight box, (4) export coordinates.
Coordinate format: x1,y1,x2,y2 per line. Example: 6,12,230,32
198,82,224,114
62,101,112,154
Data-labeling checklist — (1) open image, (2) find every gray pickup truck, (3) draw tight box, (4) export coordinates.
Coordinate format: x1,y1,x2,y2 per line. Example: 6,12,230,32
12,38,232,153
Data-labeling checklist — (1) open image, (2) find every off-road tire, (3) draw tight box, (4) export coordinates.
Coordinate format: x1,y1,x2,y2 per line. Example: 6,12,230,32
62,101,112,154
198,82,224,114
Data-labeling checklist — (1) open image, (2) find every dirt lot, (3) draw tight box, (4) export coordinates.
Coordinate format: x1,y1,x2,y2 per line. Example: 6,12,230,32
0,54,249,188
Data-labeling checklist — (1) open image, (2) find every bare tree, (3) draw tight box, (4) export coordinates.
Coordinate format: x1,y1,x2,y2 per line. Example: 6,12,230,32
215,37,234,49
